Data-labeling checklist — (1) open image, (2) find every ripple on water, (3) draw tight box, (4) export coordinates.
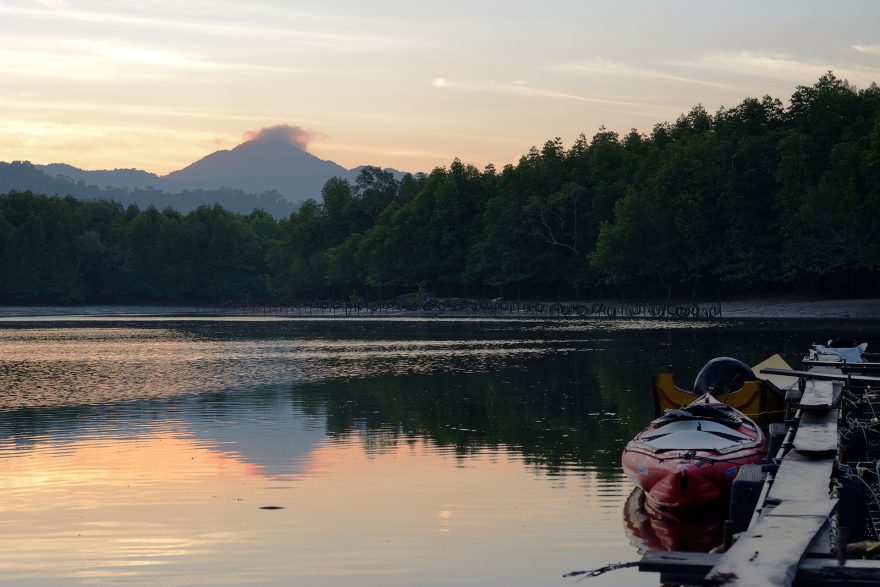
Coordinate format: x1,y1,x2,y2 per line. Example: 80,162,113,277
0,326,587,410
0,317,817,586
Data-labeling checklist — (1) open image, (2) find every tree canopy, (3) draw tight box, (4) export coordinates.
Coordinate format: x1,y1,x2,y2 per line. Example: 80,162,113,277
2,73,879,304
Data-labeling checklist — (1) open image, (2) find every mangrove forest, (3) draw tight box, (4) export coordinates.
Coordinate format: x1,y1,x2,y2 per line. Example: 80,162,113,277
1,73,879,304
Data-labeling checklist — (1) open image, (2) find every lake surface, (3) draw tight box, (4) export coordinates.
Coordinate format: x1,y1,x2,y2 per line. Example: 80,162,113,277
0,316,876,586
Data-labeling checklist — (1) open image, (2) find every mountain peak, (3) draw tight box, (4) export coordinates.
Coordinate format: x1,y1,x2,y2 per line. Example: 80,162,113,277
161,130,348,200
32,123,414,205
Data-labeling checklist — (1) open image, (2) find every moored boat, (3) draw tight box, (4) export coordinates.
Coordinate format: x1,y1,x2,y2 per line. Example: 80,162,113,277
621,393,766,509
651,355,792,424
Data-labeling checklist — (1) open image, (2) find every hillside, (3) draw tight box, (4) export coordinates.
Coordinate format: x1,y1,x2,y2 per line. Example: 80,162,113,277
0,162,297,218
29,136,408,208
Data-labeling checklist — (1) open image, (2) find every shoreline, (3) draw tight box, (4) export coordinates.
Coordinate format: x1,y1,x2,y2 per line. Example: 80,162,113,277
0,298,879,320
719,297,880,319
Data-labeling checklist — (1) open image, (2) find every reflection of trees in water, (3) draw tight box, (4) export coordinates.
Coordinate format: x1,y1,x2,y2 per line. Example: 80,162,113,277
288,323,826,479
0,321,864,478
290,352,635,478
0,401,176,450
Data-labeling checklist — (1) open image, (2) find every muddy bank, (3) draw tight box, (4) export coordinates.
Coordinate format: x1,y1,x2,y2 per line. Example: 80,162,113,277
720,298,880,319
0,298,878,320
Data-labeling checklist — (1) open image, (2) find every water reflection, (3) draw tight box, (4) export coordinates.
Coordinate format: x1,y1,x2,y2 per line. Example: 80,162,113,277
0,326,589,410
623,488,726,553
0,390,632,586
0,317,876,585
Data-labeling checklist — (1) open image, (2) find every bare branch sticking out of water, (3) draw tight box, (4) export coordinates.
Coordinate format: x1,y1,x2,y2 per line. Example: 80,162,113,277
563,561,640,580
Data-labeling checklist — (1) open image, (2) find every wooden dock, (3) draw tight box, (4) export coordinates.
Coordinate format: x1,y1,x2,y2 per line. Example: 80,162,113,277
637,348,880,586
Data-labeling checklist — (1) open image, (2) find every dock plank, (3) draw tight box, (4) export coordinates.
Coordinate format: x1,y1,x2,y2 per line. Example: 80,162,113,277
764,499,836,518
799,378,837,411
803,359,880,370
642,551,880,586
793,409,839,457
705,514,829,586
759,368,878,387
766,451,834,504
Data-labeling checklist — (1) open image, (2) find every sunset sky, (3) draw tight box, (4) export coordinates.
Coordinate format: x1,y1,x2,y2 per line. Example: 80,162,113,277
2,0,879,174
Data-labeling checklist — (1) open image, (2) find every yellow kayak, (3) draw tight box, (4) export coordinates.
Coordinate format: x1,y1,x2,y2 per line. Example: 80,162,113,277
651,354,796,424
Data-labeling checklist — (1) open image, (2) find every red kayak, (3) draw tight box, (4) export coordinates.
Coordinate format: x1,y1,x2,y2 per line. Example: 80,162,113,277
621,393,766,509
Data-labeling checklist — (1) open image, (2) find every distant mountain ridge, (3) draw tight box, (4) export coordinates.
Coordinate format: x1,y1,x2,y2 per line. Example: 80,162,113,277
40,163,162,190
0,161,299,218
30,139,409,205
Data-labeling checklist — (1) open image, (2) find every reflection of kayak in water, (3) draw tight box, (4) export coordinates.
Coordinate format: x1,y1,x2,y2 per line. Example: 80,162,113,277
621,392,766,509
623,487,725,553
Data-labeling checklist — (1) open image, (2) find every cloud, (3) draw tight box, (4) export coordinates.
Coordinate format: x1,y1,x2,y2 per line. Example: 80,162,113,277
0,3,431,51
242,124,323,150
431,77,660,112
673,51,880,87
68,38,220,70
0,35,309,83
852,43,880,55
554,58,738,90
0,96,289,124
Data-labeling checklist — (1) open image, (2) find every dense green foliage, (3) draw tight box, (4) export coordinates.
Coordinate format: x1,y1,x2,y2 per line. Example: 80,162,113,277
2,74,879,304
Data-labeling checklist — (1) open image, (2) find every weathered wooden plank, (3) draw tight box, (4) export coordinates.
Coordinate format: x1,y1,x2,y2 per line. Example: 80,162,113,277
798,563,880,586
803,359,880,370
806,517,833,555
764,498,836,518
642,550,880,586
799,379,838,411
760,368,880,385
793,409,839,457
705,514,830,586
809,366,843,375
639,550,717,573
766,451,834,504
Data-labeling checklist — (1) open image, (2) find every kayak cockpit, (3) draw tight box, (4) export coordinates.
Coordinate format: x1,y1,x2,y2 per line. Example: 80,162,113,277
637,420,757,451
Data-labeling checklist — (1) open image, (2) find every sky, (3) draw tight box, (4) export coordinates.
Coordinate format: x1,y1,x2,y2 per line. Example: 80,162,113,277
1,0,879,175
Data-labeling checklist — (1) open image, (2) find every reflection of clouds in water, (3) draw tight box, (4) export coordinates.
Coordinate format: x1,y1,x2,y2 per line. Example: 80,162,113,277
182,389,328,479
0,327,586,410
0,385,328,482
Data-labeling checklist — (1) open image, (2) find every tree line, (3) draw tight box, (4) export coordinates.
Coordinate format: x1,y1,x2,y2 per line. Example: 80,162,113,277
1,73,879,304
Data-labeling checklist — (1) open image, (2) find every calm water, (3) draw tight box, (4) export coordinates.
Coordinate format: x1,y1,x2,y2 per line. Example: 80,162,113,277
0,316,875,586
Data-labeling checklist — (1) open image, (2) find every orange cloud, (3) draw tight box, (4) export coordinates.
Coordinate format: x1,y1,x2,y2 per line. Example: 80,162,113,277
241,123,322,150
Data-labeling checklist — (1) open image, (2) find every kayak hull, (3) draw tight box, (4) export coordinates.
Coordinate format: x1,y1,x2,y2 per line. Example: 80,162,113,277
621,393,765,509
621,443,763,509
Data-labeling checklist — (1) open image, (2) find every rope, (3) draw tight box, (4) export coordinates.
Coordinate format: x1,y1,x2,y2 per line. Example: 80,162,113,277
835,462,880,538
563,561,639,580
